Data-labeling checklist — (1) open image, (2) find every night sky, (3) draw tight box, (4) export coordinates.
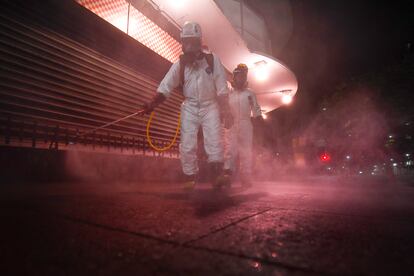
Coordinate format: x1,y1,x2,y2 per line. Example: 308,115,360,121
249,0,413,114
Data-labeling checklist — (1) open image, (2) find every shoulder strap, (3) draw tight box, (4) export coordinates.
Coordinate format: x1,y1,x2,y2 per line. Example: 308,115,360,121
205,53,214,73
178,53,215,87
179,54,185,87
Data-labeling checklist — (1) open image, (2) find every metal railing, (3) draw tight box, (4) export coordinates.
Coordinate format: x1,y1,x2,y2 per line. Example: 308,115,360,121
0,116,179,158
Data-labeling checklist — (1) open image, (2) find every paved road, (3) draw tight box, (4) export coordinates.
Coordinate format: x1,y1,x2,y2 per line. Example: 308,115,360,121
1,176,413,275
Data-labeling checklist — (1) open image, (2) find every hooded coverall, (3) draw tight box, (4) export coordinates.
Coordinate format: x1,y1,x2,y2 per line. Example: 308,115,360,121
157,53,229,176
224,87,261,177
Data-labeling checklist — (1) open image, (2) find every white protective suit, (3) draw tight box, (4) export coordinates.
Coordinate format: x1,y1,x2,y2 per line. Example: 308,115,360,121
157,53,229,176
224,87,261,176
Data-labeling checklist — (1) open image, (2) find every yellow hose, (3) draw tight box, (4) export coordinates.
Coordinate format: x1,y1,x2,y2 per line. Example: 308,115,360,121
146,111,181,152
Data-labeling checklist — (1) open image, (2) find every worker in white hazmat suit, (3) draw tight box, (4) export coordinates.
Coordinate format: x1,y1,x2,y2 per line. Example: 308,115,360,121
142,21,233,189
224,63,262,187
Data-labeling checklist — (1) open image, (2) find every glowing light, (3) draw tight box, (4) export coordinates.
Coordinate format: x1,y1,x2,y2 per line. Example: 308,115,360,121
255,67,269,81
359,171,363,174
170,0,187,8
405,153,410,157
282,95,293,105
250,261,262,271
320,152,331,162
254,60,269,81
392,163,398,167
262,113,268,119
346,155,351,160
76,0,181,63
111,16,128,33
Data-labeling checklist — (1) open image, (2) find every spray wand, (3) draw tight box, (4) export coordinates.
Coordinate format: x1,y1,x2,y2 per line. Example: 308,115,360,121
75,109,146,139
64,109,180,152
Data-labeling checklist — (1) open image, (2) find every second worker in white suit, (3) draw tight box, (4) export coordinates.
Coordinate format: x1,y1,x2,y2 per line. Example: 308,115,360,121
224,63,262,187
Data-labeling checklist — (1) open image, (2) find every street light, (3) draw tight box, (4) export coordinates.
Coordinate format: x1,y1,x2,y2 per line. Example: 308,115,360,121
282,95,293,105
255,89,294,105
254,60,269,81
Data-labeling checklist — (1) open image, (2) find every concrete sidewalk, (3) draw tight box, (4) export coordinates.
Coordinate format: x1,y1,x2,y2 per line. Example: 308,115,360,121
1,176,414,275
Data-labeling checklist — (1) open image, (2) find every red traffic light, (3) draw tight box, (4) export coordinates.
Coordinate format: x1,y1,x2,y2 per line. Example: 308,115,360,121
320,152,331,162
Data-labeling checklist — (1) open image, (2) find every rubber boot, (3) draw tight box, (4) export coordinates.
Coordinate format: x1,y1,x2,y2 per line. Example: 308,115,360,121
223,169,233,184
183,174,196,190
210,162,231,189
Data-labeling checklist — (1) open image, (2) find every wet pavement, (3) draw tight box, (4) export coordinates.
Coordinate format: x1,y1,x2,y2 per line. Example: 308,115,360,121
1,176,414,275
